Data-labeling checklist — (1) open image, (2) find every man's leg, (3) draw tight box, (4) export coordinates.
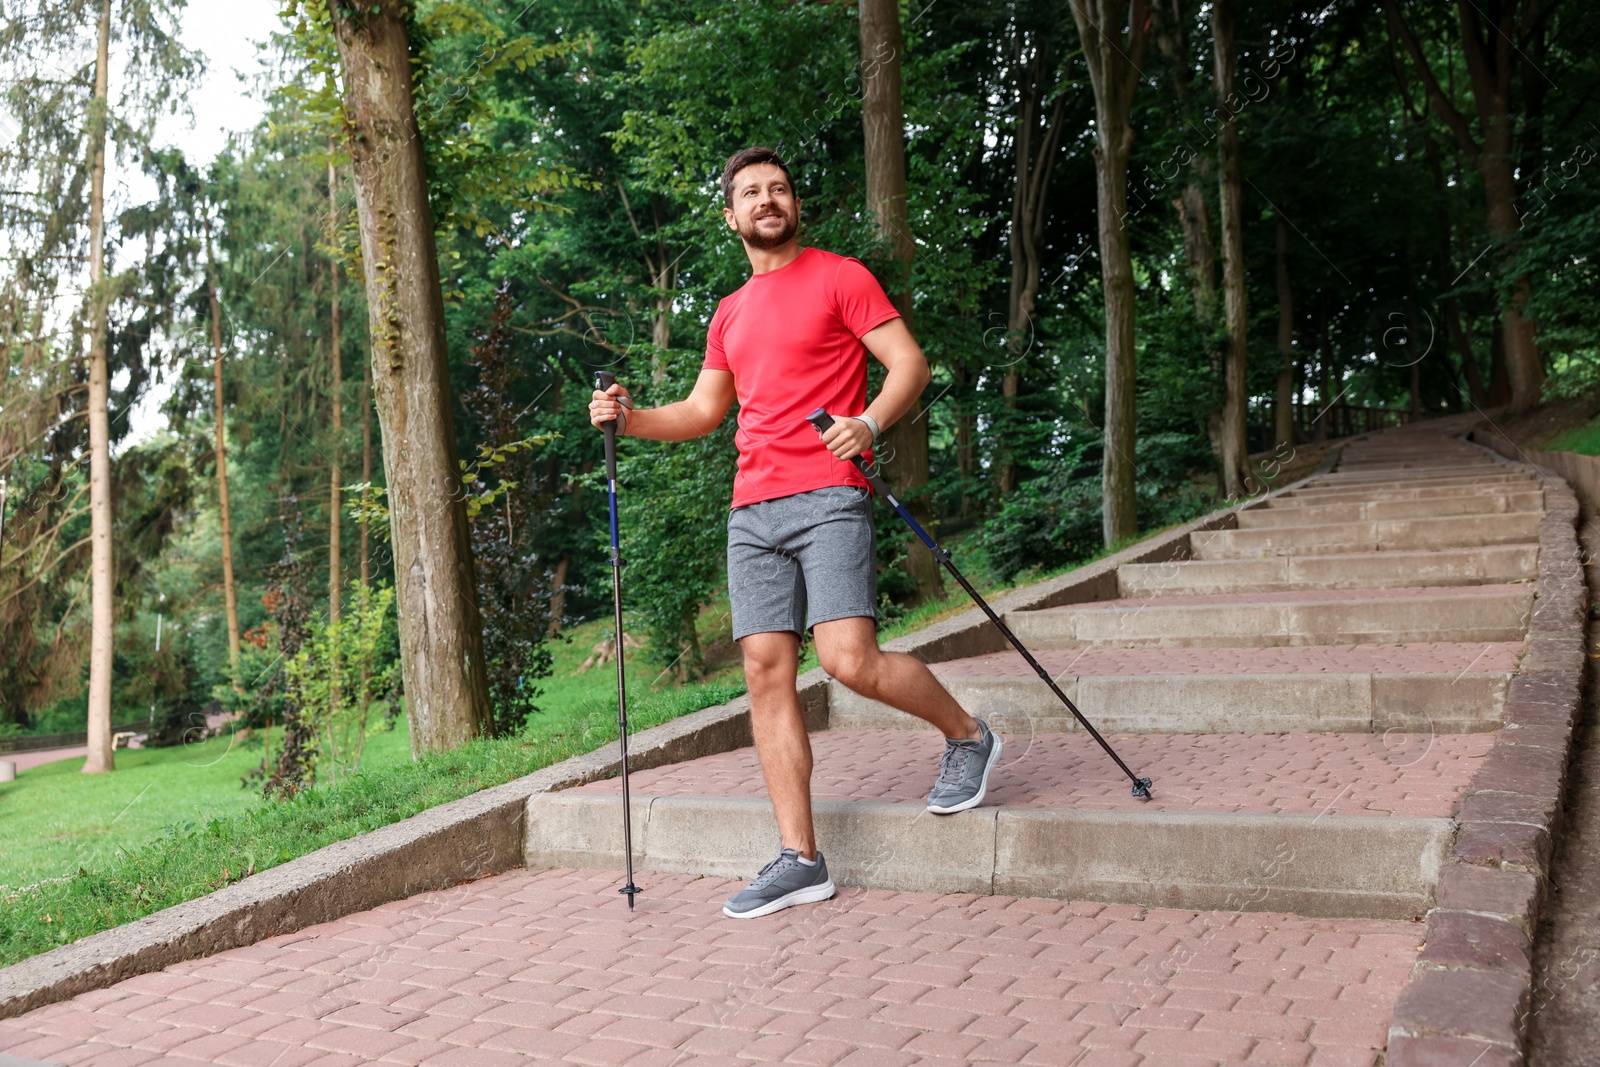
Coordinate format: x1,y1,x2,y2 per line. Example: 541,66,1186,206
740,629,817,858
812,617,980,741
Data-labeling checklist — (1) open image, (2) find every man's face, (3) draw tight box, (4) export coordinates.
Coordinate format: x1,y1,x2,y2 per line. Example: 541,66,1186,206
724,163,800,250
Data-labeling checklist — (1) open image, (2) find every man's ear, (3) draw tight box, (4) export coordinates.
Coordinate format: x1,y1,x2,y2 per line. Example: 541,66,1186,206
723,205,737,230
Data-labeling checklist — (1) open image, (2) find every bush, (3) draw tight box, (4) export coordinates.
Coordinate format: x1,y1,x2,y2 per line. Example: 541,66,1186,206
978,432,1217,581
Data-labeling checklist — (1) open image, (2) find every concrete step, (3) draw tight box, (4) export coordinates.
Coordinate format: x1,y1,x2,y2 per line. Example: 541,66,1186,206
1120,544,1538,595
1191,511,1540,558
1281,481,1541,505
1236,492,1543,527
535,728,1487,917
828,641,1514,733
527,792,1450,919
1336,455,1499,467
1308,469,1527,488
1271,481,1541,506
1002,584,1532,648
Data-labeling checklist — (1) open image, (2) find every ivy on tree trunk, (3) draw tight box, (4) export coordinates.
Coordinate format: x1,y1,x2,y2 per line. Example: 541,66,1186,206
330,0,490,755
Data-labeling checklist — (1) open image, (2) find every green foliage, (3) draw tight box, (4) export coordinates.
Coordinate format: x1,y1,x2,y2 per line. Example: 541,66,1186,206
276,581,401,781
980,433,1215,582
615,350,737,681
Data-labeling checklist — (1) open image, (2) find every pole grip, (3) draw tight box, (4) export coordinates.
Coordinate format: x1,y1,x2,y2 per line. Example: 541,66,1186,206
595,371,619,483
805,408,892,498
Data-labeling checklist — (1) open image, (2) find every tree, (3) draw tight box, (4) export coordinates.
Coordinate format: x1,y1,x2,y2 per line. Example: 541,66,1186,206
1211,0,1248,497
325,149,343,630
1068,0,1151,545
999,15,1069,495
0,0,194,763
1273,213,1295,450
1386,0,1552,412
82,0,115,774
201,210,242,675
859,0,941,604
328,0,491,753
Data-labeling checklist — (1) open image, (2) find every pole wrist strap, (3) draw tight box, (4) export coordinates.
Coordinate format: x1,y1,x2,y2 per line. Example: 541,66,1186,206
855,413,880,442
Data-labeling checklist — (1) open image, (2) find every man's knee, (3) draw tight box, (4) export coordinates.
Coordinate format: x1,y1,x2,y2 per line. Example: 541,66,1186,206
741,634,797,689
818,641,879,694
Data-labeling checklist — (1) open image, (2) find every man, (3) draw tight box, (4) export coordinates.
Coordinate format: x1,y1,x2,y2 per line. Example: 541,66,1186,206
589,146,1001,919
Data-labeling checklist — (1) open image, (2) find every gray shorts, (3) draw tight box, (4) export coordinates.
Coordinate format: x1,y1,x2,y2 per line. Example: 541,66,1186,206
727,486,878,641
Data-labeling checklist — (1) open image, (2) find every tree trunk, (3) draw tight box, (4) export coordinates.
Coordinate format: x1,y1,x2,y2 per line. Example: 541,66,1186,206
203,214,242,676
1459,1,1542,412
1160,0,1224,470
952,363,976,517
331,1,490,755
1213,0,1249,497
1488,318,1511,405
999,32,1067,495
82,0,114,775
360,328,372,591
546,554,568,637
326,153,344,727
327,152,343,626
1312,301,1331,444
1390,32,1486,413
1273,215,1296,451
859,0,941,603
1069,0,1150,546
1386,0,1543,411
1447,302,1488,406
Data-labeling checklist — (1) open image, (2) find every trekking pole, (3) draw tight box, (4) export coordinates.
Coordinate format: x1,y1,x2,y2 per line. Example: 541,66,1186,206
597,371,643,906
806,409,1154,801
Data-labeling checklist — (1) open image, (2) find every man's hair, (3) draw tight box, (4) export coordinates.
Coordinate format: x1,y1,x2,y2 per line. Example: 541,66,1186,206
721,146,794,209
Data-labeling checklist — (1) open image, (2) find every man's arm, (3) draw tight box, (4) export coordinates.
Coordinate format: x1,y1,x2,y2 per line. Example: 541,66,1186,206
589,368,736,441
819,316,932,461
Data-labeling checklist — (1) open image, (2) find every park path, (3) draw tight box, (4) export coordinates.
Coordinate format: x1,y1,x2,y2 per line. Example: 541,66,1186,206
0,424,1546,1066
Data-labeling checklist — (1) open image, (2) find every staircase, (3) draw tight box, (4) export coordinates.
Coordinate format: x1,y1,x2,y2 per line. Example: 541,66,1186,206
529,428,1543,927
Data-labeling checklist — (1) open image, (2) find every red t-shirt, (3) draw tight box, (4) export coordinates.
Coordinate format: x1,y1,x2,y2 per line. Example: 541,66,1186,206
703,247,901,507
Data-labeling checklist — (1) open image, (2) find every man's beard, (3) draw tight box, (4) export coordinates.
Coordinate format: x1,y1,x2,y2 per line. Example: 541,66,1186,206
738,207,797,250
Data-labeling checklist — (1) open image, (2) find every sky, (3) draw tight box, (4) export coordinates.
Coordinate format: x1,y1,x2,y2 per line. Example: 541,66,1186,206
121,0,284,447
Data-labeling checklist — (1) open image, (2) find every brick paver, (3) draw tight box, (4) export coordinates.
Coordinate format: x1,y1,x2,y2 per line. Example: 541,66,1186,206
0,867,1418,1066
577,728,1488,818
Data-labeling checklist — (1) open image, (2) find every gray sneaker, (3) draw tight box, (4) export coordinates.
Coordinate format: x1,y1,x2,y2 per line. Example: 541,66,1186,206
722,848,836,919
927,718,1002,814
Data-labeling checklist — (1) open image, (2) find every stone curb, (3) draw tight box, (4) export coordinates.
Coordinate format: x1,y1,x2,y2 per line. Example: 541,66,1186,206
1386,431,1588,1067
0,447,1340,1021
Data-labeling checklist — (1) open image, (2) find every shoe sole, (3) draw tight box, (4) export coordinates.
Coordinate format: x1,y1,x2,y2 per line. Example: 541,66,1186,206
722,879,836,919
927,731,1003,814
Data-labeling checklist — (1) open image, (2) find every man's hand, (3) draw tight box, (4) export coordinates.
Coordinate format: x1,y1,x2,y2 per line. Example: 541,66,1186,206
821,416,873,461
589,382,633,434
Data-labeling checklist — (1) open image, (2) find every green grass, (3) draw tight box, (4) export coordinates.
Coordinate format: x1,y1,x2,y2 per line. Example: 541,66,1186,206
1542,416,1600,456
0,718,416,891
0,613,694,887
0,671,743,967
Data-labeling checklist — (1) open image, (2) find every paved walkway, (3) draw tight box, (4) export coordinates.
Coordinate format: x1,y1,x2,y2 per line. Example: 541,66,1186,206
0,867,1421,1067
4,747,90,773
0,424,1547,1065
